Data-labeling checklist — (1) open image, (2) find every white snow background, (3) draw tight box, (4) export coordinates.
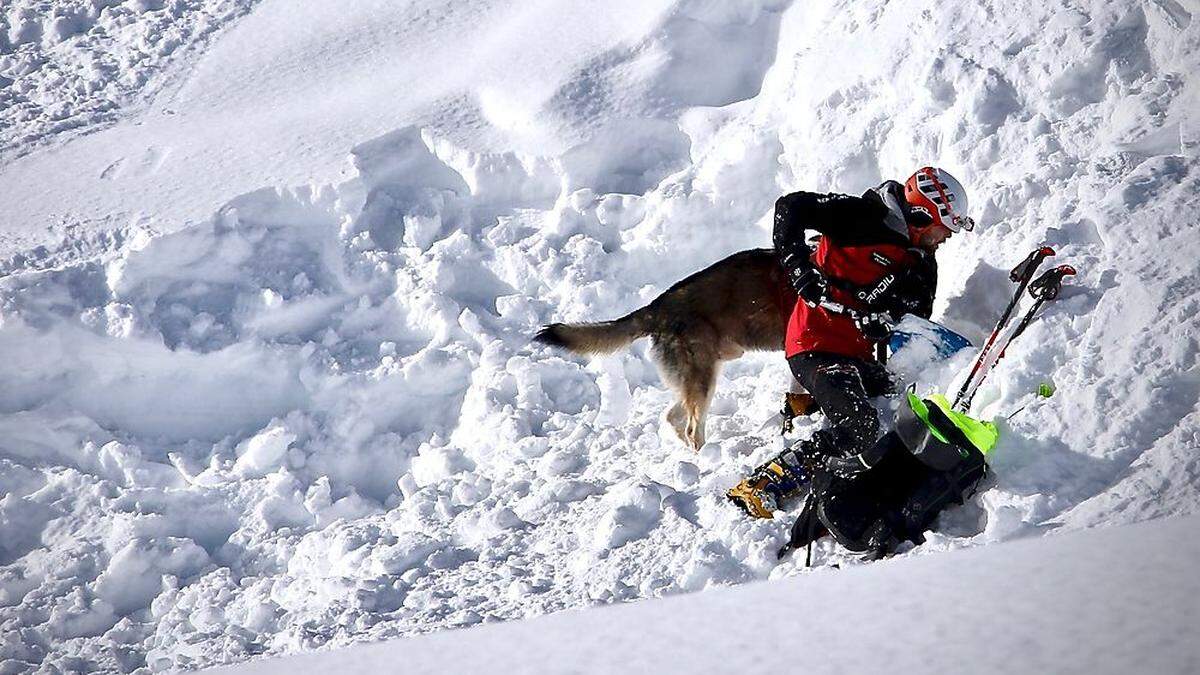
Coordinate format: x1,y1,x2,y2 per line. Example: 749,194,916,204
1,0,1198,672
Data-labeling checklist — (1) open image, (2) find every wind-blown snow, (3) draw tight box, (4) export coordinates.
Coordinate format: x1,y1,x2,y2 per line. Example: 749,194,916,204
1,0,1198,672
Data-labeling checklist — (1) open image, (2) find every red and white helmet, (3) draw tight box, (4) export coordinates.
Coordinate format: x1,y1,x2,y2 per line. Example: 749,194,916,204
904,166,974,232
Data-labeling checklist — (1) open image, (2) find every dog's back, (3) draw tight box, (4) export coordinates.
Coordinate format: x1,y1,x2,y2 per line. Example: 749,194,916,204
535,249,793,355
535,248,795,449
641,248,794,352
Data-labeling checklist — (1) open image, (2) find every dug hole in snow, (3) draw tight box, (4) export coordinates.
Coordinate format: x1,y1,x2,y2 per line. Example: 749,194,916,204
2,0,1199,672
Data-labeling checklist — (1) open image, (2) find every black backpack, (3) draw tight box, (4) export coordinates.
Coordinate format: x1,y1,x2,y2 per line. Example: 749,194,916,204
782,395,990,560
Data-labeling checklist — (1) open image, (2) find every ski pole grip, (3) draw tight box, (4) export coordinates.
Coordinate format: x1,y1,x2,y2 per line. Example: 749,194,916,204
1009,246,1055,283
1029,264,1076,300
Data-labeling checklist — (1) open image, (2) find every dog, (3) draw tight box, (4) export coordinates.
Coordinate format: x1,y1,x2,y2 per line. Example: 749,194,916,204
534,248,796,450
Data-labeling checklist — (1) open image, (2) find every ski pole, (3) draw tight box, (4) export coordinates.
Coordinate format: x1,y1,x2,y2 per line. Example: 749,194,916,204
802,465,830,568
1006,264,1076,342
953,247,1055,409
804,489,817,568
960,265,1076,410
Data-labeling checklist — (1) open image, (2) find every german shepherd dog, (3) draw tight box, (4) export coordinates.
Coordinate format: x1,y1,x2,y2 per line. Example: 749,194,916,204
534,249,795,450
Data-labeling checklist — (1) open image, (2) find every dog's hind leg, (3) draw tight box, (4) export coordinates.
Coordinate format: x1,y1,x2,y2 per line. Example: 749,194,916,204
653,338,694,449
666,400,688,444
679,360,717,451
653,330,722,450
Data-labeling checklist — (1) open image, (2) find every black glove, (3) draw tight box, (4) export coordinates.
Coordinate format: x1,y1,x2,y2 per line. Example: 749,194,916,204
885,293,926,320
786,263,827,306
879,279,930,320
877,250,935,319
855,312,894,342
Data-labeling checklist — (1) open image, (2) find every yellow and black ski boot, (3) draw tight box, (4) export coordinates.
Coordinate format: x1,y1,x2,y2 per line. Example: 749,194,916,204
726,453,808,519
780,391,819,434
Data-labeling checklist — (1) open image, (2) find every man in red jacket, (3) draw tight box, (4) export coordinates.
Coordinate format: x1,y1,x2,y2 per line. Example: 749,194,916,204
728,166,975,519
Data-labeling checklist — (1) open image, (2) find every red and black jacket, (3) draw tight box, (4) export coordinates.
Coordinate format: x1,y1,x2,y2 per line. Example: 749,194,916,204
774,184,937,360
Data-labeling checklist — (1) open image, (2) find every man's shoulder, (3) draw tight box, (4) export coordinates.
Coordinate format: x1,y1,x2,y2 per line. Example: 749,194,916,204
781,190,871,205
823,193,902,243
812,191,873,207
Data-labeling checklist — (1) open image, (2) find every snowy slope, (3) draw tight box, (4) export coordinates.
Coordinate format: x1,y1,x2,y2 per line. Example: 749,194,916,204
0,0,693,266
0,0,262,161
2,0,1199,673
222,514,1200,675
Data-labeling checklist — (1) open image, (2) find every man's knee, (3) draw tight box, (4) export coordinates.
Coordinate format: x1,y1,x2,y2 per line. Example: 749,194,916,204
859,362,894,397
827,415,879,455
815,361,864,392
789,354,879,455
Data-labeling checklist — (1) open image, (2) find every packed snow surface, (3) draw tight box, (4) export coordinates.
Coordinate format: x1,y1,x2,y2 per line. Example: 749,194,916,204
222,514,1200,675
0,0,262,162
1,0,1199,672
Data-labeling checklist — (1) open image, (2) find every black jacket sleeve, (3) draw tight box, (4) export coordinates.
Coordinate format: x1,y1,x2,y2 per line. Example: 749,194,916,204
772,192,818,281
773,192,893,278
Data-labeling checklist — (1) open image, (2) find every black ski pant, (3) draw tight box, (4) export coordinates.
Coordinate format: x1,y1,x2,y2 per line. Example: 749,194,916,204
786,351,892,459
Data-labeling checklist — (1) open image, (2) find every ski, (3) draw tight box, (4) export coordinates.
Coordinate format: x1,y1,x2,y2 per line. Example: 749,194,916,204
952,246,1055,410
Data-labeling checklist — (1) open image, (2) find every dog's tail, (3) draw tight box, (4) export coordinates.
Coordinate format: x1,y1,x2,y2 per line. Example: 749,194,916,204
533,310,649,355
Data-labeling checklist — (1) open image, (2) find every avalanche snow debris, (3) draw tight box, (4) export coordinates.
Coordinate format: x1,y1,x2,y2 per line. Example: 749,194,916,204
0,0,1198,672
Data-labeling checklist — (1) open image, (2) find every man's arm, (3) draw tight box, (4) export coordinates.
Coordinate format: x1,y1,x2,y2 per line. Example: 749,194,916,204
773,192,886,297
772,192,818,283
773,192,882,249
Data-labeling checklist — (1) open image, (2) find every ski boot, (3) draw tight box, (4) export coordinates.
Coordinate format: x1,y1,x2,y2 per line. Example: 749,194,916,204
780,391,819,434
726,448,811,519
